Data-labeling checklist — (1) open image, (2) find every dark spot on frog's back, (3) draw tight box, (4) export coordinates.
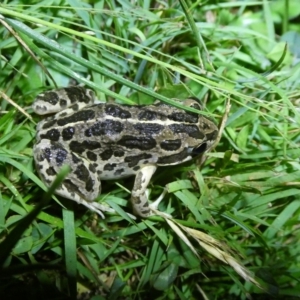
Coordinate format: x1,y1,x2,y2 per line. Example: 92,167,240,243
71,153,81,164
74,164,89,181
118,135,156,150
64,179,81,195
157,149,189,165
70,103,79,111
43,147,52,162
87,151,97,161
38,91,59,105
85,120,123,137
83,141,102,150
46,167,56,176
85,176,94,192
100,149,113,160
58,112,68,118
69,140,101,154
65,86,92,104
89,163,97,173
114,168,125,176
36,162,44,170
169,124,205,139
105,104,131,119
42,119,57,130
59,99,67,108
55,146,68,166
39,142,68,166
69,142,83,154
125,153,152,167
104,163,117,171
41,128,60,141
138,109,157,121
114,150,124,157
62,126,75,140
168,112,198,123
57,110,95,126
133,123,163,135
160,139,181,151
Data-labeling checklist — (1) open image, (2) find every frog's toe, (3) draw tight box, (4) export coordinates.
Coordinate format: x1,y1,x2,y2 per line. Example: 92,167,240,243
148,189,172,218
149,207,172,219
79,200,115,219
148,188,167,210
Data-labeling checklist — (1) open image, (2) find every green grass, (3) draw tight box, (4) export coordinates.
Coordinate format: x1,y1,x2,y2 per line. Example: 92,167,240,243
1,0,300,299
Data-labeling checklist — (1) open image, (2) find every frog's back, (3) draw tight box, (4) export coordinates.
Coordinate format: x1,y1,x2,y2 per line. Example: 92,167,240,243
36,100,217,179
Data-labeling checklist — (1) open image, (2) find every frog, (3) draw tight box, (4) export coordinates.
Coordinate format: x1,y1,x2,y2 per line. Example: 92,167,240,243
32,86,218,218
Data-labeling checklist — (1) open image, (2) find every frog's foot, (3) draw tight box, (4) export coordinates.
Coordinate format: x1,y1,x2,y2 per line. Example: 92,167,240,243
74,198,115,219
150,208,172,219
70,196,137,219
131,165,172,218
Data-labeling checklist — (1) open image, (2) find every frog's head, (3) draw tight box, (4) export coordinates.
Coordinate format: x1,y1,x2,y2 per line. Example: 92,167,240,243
183,98,218,158
156,98,218,166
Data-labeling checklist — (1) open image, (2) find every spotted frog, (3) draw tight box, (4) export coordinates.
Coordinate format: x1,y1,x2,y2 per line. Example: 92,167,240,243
32,86,218,218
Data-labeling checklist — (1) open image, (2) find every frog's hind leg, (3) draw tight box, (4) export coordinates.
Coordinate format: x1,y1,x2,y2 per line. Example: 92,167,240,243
34,140,112,218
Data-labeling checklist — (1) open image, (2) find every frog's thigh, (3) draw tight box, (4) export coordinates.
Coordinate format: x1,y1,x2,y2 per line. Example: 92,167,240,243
131,165,157,218
34,140,101,207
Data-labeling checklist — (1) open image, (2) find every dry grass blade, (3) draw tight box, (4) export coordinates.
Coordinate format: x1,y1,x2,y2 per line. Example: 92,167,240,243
176,222,262,288
0,90,33,120
165,218,199,258
164,215,261,287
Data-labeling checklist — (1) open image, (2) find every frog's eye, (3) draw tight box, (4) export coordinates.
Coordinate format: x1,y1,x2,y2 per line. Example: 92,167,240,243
188,143,208,156
183,98,203,110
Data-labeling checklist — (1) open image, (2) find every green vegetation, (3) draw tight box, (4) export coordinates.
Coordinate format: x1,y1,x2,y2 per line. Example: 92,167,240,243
1,0,300,299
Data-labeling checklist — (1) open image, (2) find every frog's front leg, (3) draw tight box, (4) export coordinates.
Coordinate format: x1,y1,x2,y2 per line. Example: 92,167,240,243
131,165,157,217
34,140,112,218
131,164,173,218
